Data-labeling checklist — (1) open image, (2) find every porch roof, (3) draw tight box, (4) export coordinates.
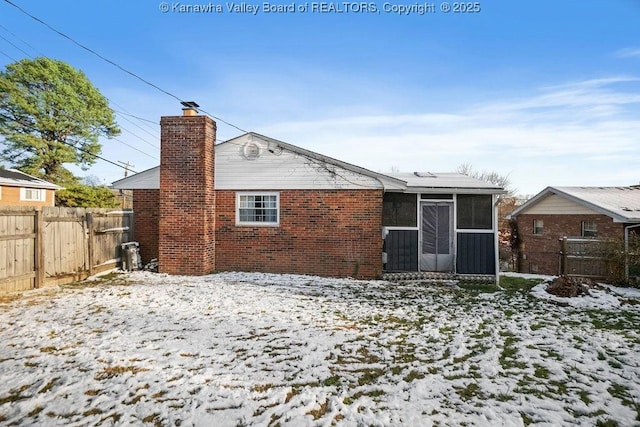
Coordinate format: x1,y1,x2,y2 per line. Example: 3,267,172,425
385,172,506,194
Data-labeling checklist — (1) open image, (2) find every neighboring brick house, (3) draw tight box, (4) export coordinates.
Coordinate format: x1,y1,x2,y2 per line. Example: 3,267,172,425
113,106,505,280
508,186,640,275
0,169,60,207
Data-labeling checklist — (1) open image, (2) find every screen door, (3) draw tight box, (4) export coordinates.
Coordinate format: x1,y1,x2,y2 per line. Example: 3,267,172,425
420,202,454,272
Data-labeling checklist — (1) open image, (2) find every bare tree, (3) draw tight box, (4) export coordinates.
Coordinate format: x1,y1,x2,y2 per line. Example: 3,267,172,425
456,162,515,196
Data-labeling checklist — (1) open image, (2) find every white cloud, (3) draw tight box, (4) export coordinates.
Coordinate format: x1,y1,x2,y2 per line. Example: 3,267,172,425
615,48,640,58
255,77,640,195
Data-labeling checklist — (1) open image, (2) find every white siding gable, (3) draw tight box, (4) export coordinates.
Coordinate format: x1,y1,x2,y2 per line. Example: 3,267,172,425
523,194,598,215
214,135,382,190
112,167,159,189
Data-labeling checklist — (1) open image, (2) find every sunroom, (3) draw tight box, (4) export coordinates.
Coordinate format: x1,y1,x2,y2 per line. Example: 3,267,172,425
381,172,505,281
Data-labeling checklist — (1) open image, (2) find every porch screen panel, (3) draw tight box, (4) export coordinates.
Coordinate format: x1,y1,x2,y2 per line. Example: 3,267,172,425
383,193,417,227
384,230,418,271
457,195,492,229
457,232,495,274
422,204,437,254
437,205,450,254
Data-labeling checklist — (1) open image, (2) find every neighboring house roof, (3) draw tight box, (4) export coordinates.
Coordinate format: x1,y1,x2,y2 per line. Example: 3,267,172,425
0,169,61,190
113,132,505,194
509,186,640,223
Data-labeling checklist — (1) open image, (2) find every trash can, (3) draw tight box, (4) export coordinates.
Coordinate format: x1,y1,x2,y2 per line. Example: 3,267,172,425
121,242,142,271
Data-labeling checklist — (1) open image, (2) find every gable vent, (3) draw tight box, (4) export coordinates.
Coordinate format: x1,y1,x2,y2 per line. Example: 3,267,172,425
243,141,261,160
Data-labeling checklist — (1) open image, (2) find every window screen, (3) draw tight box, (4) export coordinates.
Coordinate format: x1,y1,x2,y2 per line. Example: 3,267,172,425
456,195,492,230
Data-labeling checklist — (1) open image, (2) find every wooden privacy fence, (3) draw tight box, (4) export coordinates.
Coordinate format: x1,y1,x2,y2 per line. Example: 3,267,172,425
0,207,134,293
559,237,609,279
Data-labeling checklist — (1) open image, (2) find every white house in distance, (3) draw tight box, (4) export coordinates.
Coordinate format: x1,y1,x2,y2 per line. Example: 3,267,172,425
0,168,60,207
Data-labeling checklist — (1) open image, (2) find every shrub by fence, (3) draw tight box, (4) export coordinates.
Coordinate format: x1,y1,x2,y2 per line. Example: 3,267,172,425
0,207,133,293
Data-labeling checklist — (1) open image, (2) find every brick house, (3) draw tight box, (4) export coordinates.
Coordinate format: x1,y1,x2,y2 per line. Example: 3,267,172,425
112,107,505,280
0,169,60,207
508,186,640,275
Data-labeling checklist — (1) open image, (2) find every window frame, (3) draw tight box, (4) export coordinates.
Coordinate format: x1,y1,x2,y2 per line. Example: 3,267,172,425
533,219,544,235
20,187,46,202
235,192,280,227
581,220,597,237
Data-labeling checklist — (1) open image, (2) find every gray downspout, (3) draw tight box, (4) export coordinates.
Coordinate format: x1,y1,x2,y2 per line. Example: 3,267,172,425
624,223,640,282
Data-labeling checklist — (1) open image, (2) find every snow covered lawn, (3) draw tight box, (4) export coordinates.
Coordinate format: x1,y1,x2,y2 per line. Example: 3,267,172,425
1,272,639,426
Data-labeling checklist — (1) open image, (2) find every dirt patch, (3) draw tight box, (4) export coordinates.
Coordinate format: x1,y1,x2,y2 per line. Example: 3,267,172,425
546,276,594,298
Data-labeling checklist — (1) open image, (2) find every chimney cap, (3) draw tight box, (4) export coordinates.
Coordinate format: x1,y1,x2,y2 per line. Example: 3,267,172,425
180,101,200,109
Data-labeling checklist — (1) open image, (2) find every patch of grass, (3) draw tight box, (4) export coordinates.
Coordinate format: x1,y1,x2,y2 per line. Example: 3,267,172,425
608,359,623,369
151,390,166,399
493,393,513,402
0,384,30,405
500,276,543,292
306,400,329,420
403,370,425,382
83,408,103,416
453,353,473,364
27,406,44,417
454,382,484,401
530,322,546,331
521,412,534,426
95,365,149,380
533,364,550,379
38,377,59,394
252,383,276,392
322,376,341,387
343,389,385,405
578,390,592,405
595,419,620,427
458,283,499,293
357,368,384,386
142,413,162,425
441,348,451,360
499,335,527,370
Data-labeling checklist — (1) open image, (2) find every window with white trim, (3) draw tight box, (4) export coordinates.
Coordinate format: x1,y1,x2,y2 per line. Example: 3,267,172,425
20,187,46,202
533,219,543,235
236,193,279,226
582,221,597,237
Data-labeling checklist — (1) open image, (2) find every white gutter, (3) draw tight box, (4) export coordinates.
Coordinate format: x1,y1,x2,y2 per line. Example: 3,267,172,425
624,223,640,282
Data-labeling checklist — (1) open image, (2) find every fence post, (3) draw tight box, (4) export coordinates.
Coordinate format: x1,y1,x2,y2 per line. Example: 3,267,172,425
560,237,567,276
86,212,94,276
34,209,44,289
129,210,135,242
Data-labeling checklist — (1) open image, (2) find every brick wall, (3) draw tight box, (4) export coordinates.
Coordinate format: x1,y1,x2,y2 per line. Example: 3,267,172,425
132,189,159,263
516,213,625,275
215,189,384,279
158,114,216,275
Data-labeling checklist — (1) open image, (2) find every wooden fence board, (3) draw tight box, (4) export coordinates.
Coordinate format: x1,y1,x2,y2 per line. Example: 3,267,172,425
0,207,134,293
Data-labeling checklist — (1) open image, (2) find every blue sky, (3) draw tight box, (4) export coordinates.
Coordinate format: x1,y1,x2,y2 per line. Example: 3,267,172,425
1,0,639,196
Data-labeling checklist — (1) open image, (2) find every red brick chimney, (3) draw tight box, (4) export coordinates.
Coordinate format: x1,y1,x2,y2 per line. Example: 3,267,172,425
158,104,216,275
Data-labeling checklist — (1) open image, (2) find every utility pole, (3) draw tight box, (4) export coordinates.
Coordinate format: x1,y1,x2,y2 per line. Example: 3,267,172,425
118,160,135,177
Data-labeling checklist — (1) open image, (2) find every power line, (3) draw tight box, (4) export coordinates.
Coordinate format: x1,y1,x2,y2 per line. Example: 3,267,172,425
112,136,159,160
0,33,31,57
0,48,16,62
114,111,160,144
0,23,43,56
2,0,182,103
115,110,159,125
1,0,250,135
